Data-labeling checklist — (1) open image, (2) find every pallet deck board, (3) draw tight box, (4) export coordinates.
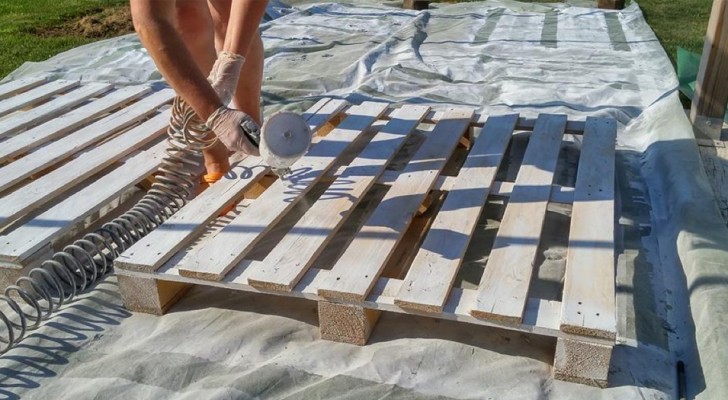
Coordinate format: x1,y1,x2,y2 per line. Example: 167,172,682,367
0,76,47,101
0,79,80,118
246,104,431,292
0,89,174,192
0,82,114,139
560,117,617,340
0,110,171,230
176,101,389,281
394,114,519,313
470,114,567,324
317,108,475,302
0,140,168,266
0,85,152,162
115,99,346,274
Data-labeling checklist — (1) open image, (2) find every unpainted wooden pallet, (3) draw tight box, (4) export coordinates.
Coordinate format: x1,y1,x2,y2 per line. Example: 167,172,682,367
0,77,175,288
115,97,619,387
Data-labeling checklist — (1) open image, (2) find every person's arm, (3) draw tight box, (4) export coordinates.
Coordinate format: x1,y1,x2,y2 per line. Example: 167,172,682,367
223,1,269,57
130,0,222,120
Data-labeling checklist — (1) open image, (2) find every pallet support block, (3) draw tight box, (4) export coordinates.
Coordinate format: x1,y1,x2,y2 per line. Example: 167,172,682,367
553,338,613,388
118,275,190,315
318,301,381,345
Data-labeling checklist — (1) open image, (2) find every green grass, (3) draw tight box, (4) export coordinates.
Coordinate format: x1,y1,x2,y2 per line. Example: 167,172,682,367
635,0,712,63
0,0,128,78
0,0,717,79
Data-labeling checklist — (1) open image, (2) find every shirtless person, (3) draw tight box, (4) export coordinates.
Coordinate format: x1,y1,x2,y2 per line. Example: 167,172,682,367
130,0,268,181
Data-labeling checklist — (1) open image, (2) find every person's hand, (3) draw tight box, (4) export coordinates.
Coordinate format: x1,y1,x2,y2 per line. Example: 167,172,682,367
206,106,261,156
208,51,245,106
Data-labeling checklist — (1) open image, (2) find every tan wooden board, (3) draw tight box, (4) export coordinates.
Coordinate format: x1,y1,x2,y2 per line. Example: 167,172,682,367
317,108,475,302
470,114,567,324
175,101,389,281
395,114,518,312
560,117,617,340
246,104,431,292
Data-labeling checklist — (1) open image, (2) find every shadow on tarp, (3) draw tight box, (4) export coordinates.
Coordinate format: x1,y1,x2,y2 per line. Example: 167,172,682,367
638,135,728,399
0,280,132,400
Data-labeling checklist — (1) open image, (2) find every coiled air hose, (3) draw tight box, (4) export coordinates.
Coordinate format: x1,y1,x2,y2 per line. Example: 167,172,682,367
0,96,218,354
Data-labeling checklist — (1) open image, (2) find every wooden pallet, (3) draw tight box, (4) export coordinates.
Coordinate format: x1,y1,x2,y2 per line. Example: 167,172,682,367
0,77,175,288
115,98,618,387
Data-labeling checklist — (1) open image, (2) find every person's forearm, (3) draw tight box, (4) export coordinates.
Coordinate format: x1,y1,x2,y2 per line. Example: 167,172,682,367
131,2,222,120
223,0,269,57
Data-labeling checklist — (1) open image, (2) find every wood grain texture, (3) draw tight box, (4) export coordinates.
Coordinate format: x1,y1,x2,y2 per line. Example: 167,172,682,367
0,89,173,191
0,110,171,229
560,117,617,340
176,102,389,281
0,76,47,101
0,80,79,118
317,108,475,302
0,82,113,138
470,114,567,324
0,140,168,265
395,114,518,313
0,85,152,162
246,105,430,291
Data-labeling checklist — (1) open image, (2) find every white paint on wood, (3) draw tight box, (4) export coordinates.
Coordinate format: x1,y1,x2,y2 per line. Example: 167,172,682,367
317,108,475,302
0,110,171,229
560,117,617,340
0,76,47,100
0,85,152,162
0,80,79,118
246,105,431,291
0,89,174,191
470,114,567,323
175,101,389,280
394,114,518,312
0,140,168,264
0,83,113,138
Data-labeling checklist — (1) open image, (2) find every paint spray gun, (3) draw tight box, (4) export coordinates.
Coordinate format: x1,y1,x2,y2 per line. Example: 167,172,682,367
238,112,312,177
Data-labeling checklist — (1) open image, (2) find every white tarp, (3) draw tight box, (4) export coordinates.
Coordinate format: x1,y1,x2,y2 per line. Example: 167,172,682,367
3,1,727,399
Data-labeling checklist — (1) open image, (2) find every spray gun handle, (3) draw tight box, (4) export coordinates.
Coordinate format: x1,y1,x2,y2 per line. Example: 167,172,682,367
240,118,262,148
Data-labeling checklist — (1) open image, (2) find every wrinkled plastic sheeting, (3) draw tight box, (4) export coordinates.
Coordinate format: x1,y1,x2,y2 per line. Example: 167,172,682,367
2,1,728,399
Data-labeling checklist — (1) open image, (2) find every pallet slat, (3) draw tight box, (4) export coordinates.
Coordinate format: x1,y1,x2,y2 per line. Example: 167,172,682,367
0,110,171,229
470,114,567,324
394,114,518,313
0,83,113,138
0,80,79,118
176,101,389,281
0,89,174,192
0,85,152,163
246,104,431,291
0,76,47,101
115,99,345,273
317,108,475,302
560,117,617,340
0,140,169,267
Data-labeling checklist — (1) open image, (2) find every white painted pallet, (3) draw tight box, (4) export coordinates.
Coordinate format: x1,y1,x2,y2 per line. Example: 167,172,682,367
115,98,619,385
0,78,174,280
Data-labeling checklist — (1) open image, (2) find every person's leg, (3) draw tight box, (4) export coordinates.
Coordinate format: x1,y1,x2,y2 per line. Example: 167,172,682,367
175,0,230,177
208,0,264,125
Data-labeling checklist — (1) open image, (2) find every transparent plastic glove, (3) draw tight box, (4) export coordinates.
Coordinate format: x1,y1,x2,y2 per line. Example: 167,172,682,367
207,51,245,106
206,106,260,156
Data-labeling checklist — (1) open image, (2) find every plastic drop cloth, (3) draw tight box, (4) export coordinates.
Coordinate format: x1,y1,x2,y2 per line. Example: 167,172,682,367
2,1,727,399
